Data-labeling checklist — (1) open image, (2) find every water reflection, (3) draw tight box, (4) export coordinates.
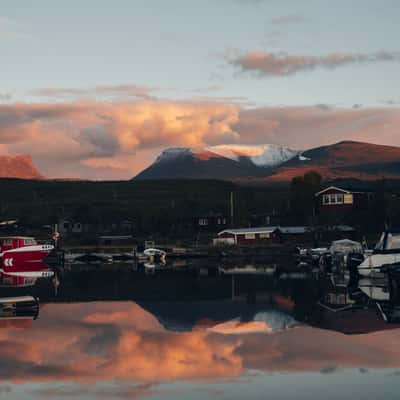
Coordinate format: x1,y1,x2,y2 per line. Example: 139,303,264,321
1,263,400,399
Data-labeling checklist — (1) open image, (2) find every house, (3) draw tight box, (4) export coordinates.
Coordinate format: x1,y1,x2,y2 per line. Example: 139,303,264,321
215,227,277,246
214,225,355,246
194,213,228,231
315,186,372,215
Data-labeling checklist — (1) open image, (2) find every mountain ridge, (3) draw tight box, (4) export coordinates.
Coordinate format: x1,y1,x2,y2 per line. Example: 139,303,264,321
135,144,299,180
134,141,400,182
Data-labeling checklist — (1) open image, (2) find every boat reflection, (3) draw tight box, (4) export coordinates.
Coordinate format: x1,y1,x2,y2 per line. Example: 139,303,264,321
0,296,39,328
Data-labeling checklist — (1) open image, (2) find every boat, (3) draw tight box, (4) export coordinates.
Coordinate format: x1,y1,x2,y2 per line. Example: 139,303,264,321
142,248,167,264
0,296,39,327
0,236,54,286
358,230,400,277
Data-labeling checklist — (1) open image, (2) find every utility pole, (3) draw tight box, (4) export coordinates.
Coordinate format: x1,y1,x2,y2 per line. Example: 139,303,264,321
230,191,234,227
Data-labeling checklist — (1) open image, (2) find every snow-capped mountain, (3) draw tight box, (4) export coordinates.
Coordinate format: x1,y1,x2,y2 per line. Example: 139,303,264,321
135,140,400,182
203,144,299,167
154,144,298,167
135,144,299,180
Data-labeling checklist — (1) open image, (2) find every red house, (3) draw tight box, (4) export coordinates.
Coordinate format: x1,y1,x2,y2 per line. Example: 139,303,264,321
215,227,277,246
315,186,371,215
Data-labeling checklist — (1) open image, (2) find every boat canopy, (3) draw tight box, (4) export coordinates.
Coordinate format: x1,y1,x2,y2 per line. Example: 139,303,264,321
375,231,400,251
329,239,363,255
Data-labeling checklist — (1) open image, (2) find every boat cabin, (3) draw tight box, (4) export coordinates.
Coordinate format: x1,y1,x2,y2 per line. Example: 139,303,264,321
0,237,37,252
374,230,400,253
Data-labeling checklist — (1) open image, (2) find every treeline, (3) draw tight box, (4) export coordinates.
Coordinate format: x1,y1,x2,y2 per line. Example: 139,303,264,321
0,175,400,240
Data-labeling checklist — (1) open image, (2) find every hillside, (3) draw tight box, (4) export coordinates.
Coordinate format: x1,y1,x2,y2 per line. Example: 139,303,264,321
0,155,44,180
264,141,400,182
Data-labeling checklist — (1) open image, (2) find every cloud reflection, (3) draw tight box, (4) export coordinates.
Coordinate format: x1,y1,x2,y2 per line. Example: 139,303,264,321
0,301,400,387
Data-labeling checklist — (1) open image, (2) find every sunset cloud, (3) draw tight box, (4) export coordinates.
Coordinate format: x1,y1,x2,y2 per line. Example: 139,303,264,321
0,100,399,179
30,84,159,100
229,51,400,76
0,100,240,178
1,302,400,387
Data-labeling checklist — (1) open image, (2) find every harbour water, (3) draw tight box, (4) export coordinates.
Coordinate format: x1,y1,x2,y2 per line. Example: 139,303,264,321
1,261,400,400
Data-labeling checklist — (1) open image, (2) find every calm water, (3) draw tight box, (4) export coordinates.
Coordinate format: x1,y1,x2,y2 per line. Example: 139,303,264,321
1,262,400,400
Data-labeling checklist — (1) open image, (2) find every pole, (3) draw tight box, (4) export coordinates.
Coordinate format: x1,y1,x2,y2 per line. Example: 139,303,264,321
230,191,234,227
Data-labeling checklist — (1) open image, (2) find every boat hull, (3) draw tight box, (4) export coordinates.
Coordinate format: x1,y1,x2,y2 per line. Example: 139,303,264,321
358,253,400,277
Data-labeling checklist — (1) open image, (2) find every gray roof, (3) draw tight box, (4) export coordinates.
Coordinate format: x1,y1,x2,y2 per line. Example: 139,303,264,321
218,226,309,236
277,226,309,234
218,226,278,235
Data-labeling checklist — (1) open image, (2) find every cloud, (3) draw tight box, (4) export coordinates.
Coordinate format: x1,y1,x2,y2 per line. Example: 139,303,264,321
235,105,400,149
0,100,400,179
0,100,240,179
30,84,158,100
229,51,400,76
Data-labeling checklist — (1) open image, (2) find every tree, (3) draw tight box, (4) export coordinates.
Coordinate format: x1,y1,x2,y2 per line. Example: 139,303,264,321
290,171,322,223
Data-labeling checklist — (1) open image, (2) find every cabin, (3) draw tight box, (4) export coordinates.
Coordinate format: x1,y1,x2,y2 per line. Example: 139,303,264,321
0,236,36,252
315,186,372,215
215,227,277,246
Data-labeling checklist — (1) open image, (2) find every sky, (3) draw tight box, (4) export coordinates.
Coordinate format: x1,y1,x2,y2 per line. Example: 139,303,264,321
0,0,400,179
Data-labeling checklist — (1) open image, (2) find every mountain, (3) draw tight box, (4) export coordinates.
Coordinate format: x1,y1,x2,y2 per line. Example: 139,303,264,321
264,141,400,182
134,141,400,182
134,144,299,180
0,155,44,179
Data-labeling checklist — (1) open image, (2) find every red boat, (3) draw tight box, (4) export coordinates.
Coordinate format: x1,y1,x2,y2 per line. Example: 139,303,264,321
0,237,54,287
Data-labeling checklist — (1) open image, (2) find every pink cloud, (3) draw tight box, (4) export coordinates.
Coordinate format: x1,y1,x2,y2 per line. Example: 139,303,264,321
0,100,400,179
30,84,158,100
229,51,400,76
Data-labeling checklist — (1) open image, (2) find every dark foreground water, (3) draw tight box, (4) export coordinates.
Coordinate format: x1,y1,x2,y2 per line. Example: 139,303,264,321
1,263,400,399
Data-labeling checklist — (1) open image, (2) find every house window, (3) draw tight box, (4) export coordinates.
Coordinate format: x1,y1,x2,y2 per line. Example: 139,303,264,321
244,233,255,239
343,194,354,204
322,193,345,205
259,232,271,239
198,218,208,226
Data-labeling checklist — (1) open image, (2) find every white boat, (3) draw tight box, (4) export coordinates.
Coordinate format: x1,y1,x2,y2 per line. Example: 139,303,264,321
141,248,166,265
358,231,400,277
